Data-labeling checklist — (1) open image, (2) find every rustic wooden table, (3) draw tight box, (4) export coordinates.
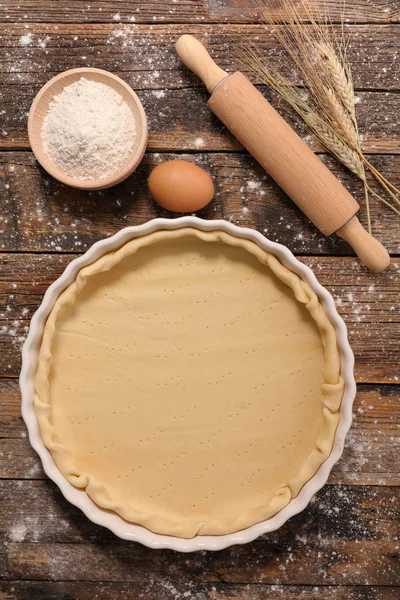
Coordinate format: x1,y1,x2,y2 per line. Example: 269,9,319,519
1,1,399,599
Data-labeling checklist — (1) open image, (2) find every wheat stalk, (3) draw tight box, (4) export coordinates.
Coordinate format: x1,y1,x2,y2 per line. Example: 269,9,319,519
311,40,398,223
242,0,400,233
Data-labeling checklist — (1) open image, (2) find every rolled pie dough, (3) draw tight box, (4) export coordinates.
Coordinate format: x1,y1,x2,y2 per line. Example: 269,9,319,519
35,228,344,537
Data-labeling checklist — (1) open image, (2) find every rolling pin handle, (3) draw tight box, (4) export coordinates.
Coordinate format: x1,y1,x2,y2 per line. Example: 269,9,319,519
336,217,390,272
176,35,228,94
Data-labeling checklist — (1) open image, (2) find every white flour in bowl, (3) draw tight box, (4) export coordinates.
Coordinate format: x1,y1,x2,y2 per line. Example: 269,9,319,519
41,77,136,180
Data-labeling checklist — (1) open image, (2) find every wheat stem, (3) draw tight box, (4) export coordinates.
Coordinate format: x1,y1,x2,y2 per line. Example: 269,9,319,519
367,185,400,216
363,180,372,234
362,155,400,201
365,163,400,207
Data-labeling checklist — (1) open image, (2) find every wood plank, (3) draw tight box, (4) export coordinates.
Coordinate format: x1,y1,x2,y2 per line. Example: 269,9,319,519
1,485,398,584
0,0,398,24
0,1,209,24
0,583,399,600
0,439,44,480
2,87,399,153
1,152,399,255
2,24,399,91
1,379,399,485
1,251,399,382
1,24,399,152
210,0,400,24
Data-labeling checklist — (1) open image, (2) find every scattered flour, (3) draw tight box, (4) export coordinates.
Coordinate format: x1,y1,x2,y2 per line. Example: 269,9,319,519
246,180,260,190
152,90,166,99
19,32,33,47
27,463,42,477
38,36,51,49
193,137,205,149
9,522,27,542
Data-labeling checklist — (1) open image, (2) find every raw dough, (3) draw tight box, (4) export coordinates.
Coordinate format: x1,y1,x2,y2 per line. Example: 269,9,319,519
35,228,344,538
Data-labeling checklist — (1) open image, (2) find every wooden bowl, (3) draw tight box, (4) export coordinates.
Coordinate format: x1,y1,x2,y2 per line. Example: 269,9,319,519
28,68,148,190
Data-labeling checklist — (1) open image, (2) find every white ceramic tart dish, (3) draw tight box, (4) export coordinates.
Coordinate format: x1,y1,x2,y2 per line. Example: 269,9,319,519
20,217,356,551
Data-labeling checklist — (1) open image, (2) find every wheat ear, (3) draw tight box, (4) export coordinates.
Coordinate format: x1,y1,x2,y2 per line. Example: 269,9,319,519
321,86,360,150
303,113,365,176
316,42,356,118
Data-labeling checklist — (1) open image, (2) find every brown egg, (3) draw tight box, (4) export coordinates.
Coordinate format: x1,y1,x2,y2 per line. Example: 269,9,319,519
148,160,214,213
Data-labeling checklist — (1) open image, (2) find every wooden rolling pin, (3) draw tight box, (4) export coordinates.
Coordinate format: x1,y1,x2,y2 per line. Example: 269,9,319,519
176,35,390,272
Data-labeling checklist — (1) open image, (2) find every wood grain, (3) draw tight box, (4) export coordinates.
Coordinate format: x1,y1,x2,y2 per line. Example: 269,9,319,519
2,23,399,91
1,379,398,485
0,0,398,24
1,582,399,600
211,0,400,23
0,485,398,585
1,152,399,255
